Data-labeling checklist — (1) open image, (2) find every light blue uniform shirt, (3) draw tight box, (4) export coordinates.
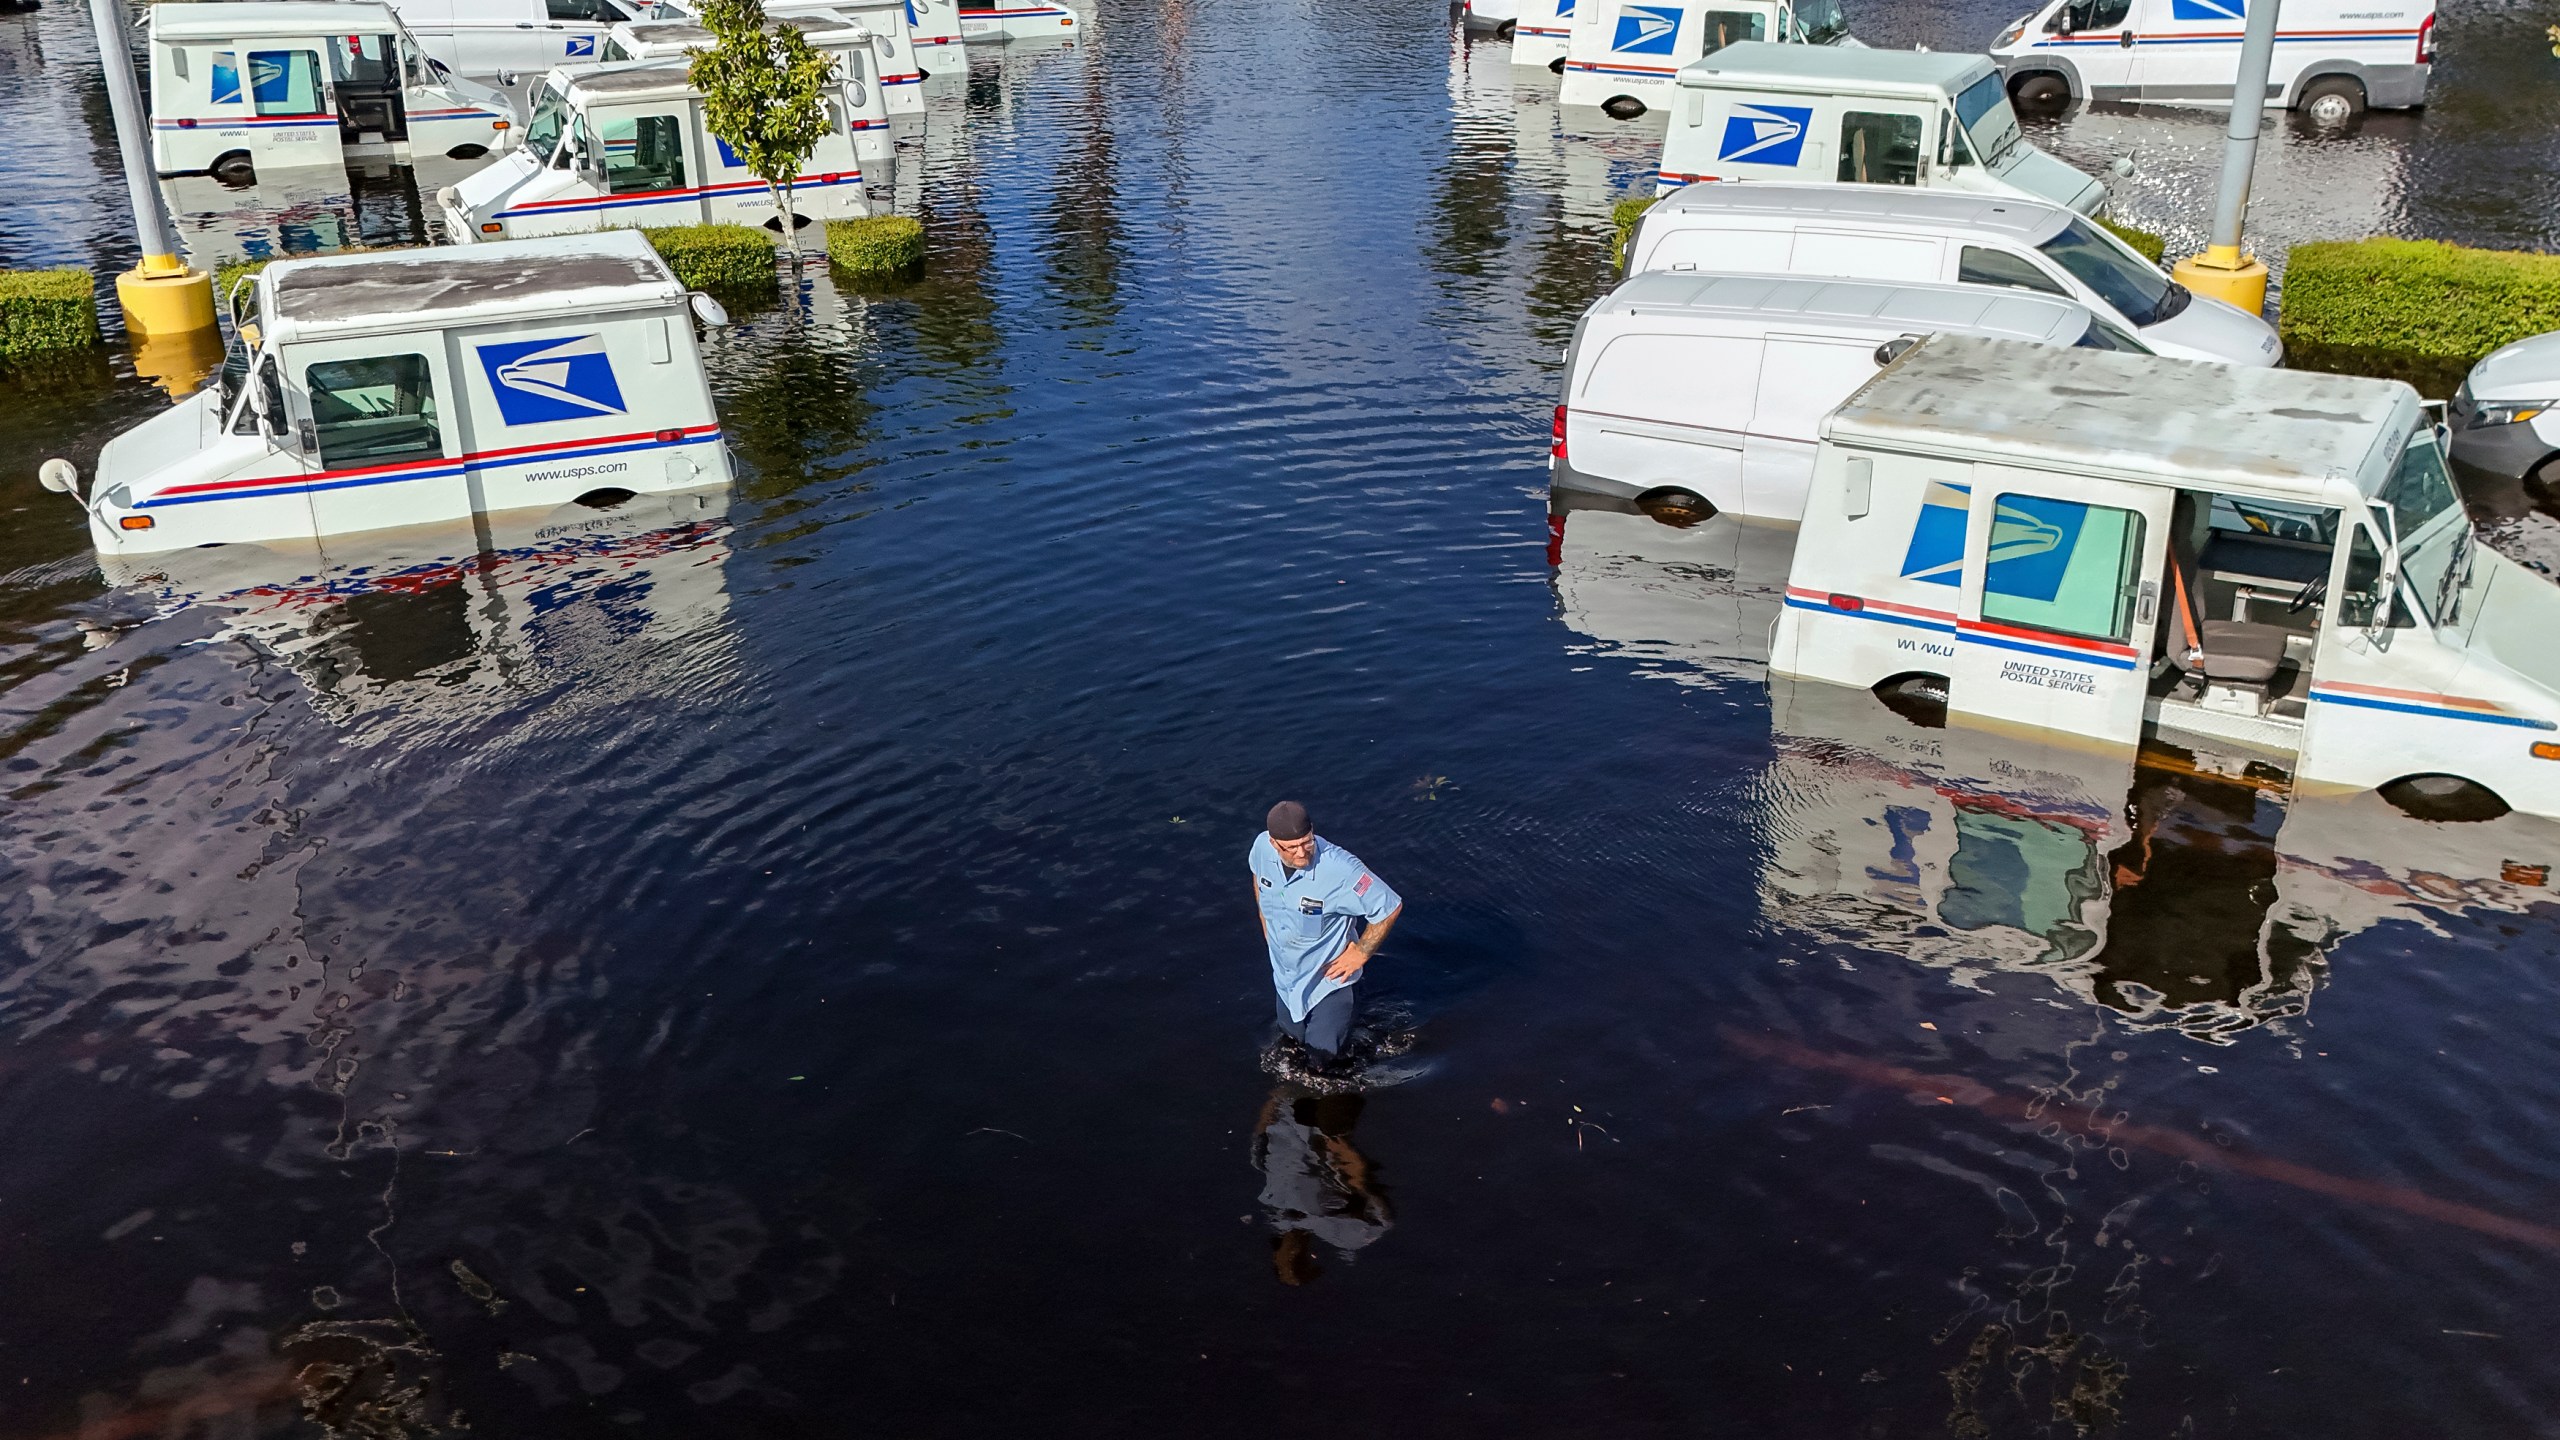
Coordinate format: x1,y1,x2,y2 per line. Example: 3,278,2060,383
1249,833,1402,1023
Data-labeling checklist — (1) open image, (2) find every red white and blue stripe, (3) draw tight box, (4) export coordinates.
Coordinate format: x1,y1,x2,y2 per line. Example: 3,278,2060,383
137,426,722,509
500,171,862,221
2308,680,2556,730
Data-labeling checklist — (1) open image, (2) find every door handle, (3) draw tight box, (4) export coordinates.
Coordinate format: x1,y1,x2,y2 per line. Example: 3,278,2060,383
2118,29,2134,45
2137,579,2158,623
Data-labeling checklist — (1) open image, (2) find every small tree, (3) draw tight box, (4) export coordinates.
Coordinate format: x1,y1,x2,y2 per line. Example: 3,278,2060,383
688,0,836,242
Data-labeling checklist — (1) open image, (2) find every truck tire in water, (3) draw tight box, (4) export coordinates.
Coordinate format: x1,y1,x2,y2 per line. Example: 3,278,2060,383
210,152,256,188
2008,72,2070,114
2297,76,2367,126
1601,95,1647,119
1873,673,1949,729
2380,773,2509,823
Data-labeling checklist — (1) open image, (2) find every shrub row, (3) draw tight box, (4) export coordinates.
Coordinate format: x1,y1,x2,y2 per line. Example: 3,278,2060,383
826,215,925,278
2280,238,2560,397
0,269,101,359
2098,218,2165,265
1610,195,1657,270
644,223,780,292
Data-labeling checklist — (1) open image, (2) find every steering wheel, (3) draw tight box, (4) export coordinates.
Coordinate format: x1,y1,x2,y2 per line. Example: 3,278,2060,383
2288,574,2328,613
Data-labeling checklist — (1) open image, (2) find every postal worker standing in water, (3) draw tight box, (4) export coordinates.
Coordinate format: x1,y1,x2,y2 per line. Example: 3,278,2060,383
1249,801,1403,1070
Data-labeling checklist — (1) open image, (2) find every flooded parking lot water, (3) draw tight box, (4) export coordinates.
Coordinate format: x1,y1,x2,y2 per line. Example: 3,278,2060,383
5,0,2560,1433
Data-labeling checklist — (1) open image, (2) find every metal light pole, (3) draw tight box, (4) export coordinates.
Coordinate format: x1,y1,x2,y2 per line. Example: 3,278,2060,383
2169,0,2282,314
88,0,217,352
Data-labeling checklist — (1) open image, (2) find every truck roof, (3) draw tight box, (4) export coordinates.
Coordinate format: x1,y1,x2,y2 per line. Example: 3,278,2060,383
261,231,686,341
616,11,865,46
152,1,405,39
1677,40,1993,96
1593,271,2092,348
1648,183,2070,246
1825,335,2417,501
558,59,701,102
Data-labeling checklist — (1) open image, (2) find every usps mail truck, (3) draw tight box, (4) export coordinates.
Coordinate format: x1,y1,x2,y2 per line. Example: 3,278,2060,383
957,0,1080,42
148,3,520,183
1560,0,1849,115
388,0,647,80
38,233,734,556
1551,271,2141,522
596,14,892,163
1512,0,1572,70
439,62,871,242
1774,335,2560,821
648,0,928,113
1656,43,2107,213
1989,0,2433,121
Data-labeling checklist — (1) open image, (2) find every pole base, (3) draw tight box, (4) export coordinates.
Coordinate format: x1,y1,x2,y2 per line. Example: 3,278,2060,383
115,260,217,341
129,325,226,401
2170,248,2269,318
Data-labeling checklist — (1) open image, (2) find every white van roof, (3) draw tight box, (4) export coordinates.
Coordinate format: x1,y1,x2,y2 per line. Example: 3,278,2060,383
1648,183,2072,247
1677,40,1994,98
1595,271,2093,348
558,59,700,104
153,2,406,40
1826,335,2418,501
616,11,866,46
261,231,685,342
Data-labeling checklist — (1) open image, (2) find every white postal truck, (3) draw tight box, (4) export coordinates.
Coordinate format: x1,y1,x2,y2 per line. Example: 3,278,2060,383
647,0,928,114
1559,0,1850,115
148,3,520,183
1774,335,2560,821
39,233,735,556
1550,271,2143,523
1989,0,2433,122
955,0,1081,43
440,62,872,242
387,0,647,80
596,15,893,164
1656,43,2107,214
1625,184,2278,365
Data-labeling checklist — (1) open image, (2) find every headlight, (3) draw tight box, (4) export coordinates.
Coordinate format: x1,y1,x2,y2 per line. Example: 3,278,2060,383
1995,21,2024,45
2469,402,2556,428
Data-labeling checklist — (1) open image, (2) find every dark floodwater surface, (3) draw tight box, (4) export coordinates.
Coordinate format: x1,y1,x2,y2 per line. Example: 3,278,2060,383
7,0,2560,1435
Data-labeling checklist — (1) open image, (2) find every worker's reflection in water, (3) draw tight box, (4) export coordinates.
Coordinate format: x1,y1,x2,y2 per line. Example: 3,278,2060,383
1251,1087,1393,1285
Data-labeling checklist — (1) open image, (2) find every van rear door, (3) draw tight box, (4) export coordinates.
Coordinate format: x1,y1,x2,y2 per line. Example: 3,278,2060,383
1946,466,2171,745
1571,327,1762,513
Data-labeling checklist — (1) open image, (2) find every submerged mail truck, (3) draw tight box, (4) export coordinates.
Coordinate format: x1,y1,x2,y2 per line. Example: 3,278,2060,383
1775,336,2560,820
596,15,892,163
1625,184,2278,365
440,62,871,242
956,0,1081,43
148,3,519,182
1559,0,1850,113
1551,271,2141,522
648,0,927,113
1656,43,2106,213
39,233,734,556
387,0,647,80
1990,0,2433,120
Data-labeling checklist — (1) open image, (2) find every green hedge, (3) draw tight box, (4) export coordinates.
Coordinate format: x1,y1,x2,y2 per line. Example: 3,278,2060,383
2281,239,2560,398
0,269,101,359
825,215,924,278
1610,195,1658,270
644,223,779,292
2098,218,2166,266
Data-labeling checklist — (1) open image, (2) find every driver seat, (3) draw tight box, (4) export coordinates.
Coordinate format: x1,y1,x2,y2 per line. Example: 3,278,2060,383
2165,506,2292,714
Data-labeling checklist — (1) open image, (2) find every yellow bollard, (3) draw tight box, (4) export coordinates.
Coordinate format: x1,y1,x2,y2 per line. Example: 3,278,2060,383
2171,243,2269,318
115,250,217,341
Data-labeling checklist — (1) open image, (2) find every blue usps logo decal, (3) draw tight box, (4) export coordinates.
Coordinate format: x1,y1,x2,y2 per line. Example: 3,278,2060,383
476,334,628,426
1899,480,1971,587
1716,103,1812,164
565,33,597,56
2169,0,2242,18
1557,0,1577,15
1611,4,1682,53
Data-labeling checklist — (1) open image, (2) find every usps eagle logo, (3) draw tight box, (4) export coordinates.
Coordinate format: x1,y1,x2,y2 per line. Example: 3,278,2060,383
2170,0,2243,18
1611,4,1683,53
565,33,598,57
476,334,628,427
1716,103,1813,164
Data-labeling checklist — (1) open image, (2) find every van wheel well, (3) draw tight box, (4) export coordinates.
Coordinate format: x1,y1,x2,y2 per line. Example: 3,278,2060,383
572,487,638,510
1633,486,1715,525
762,212,815,232
445,142,489,160
1600,95,1648,120
2008,71,2071,113
209,150,256,187
1495,18,1515,37
2379,773,2509,823
1873,671,1950,729
1547,55,1565,74
2296,74,2367,126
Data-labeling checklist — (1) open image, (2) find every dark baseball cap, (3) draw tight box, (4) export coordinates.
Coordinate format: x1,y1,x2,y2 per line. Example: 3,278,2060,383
1266,800,1311,841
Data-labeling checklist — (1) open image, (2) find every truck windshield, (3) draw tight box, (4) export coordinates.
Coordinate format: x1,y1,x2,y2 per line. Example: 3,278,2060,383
2037,218,2183,327
523,84,570,162
1953,74,2019,164
2380,424,2469,622
1787,0,1849,44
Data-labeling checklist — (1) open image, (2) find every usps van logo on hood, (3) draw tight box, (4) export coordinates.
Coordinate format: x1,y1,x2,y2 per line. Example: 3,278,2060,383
1611,4,1683,53
476,334,628,426
1716,103,1812,165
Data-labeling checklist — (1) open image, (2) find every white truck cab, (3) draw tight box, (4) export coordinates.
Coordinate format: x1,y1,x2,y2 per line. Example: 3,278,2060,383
41,233,734,557
386,0,647,80
1775,335,2560,820
1558,0,1850,113
1627,184,2279,365
595,15,893,162
1657,42,2107,214
1989,0,2433,121
440,61,872,243
956,0,1081,43
1553,271,2140,522
147,3,520,184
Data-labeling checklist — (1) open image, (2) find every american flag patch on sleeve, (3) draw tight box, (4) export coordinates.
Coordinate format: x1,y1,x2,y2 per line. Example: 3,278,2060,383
1354,872,1372,895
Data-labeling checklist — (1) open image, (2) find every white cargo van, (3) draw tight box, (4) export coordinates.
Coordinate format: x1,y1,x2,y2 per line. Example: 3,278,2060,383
1775,335,2560,820
596,14,892,163
147,3,520,183
1462,0,1518,34
389,0,647,80
440,62,871,242
38,233,735,556
1626,184,2278,364
1989,0,2433,121
1559,0,1850,115
1551,271,2142,521
956,0,1081,43
1657,42,2107,214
